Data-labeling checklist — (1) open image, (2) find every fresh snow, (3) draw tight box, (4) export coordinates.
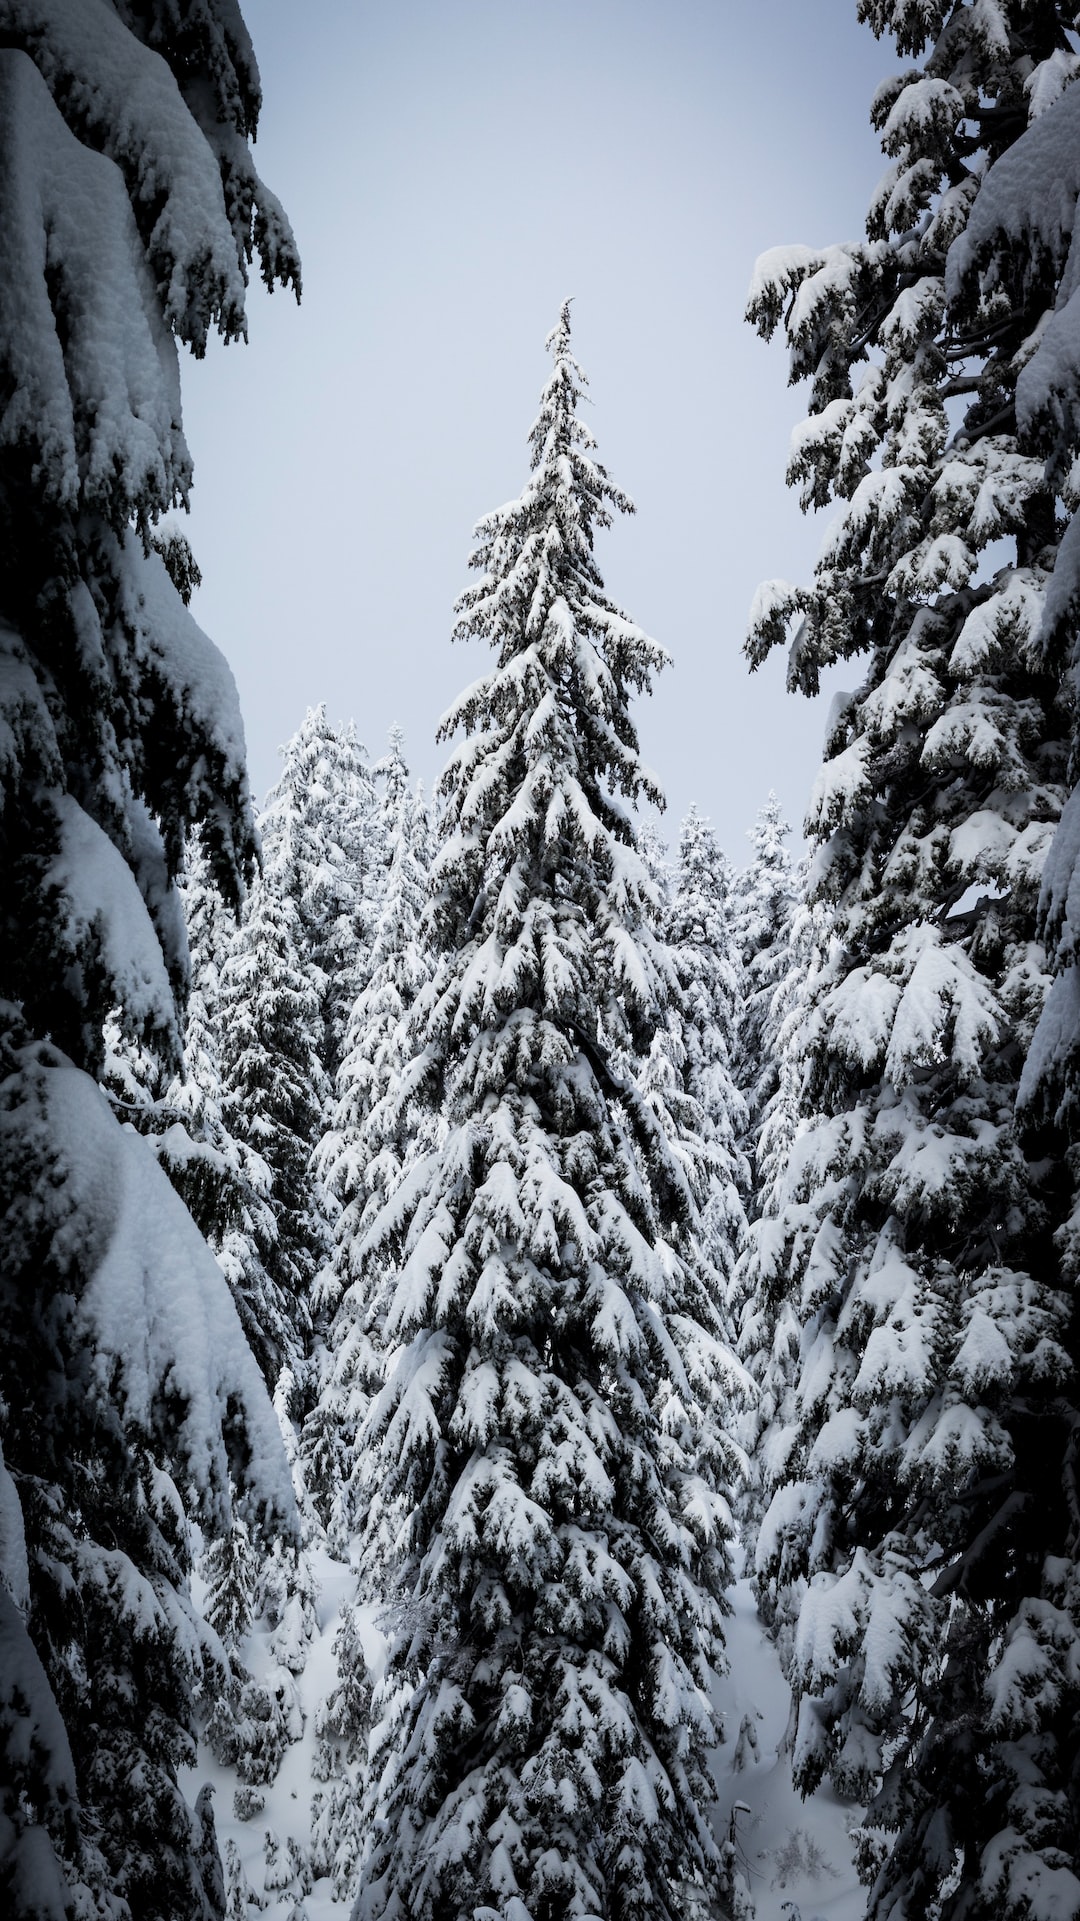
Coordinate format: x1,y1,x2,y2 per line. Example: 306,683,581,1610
183,1557,868,1921
183,1545,384,1921
50,1061,295,1526
712,1577,865,1921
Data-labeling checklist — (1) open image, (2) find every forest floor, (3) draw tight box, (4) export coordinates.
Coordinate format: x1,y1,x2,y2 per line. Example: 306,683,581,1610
186,1551,866,1921
711,1576,865,1921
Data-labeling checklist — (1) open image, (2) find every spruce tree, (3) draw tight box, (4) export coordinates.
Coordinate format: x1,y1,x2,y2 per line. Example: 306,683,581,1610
0,8,298,1918
164,843,259,1240
215,870,333,1387
635,811,748,1338
203,1500,259,1653
957,40,1080,1918
260,706,380,1083
304,733,435,1544
318,730,435,1254
667,808,749,1292
310,1607,375,1901
350,304,744,1921
726,802,812,1513
731,795,799,1212
731,886,829,1605
747,7,1077,1916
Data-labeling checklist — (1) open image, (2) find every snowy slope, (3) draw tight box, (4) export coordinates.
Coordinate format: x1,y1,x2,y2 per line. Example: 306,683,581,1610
711,1580,866,1921
185,1556,866,1921
183,1545,381,1921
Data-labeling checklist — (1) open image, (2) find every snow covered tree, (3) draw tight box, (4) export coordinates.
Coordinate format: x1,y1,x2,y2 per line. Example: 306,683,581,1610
260,706,379,1083
626,818,746,1321
725,803,815,1512
318,730,435,1252
955,41,1080,1920
163,843,255,1236
203,1500,259,1653
303,734,435,1544
0,7,299,1917
309,1607,376,1901
349,303,745,1921
730,889,831,1590
224,1840,264,1921
746,7,1078,1917
662,808,749,1296
192,872,334,1800
742,874,820,1227
214,870,333,1387
732,795,799,1206
101,843,278,1270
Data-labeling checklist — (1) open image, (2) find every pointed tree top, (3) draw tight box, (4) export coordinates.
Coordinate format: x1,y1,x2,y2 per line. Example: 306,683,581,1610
545,295,575,356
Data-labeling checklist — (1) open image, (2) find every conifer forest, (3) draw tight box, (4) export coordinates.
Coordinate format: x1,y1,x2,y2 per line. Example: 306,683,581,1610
6,4,1080,1921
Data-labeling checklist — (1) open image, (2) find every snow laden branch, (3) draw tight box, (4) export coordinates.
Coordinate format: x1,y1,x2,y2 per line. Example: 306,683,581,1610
0,6,301,1917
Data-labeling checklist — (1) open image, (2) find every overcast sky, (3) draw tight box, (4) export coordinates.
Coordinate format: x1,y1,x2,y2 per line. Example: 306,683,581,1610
181,0,894,862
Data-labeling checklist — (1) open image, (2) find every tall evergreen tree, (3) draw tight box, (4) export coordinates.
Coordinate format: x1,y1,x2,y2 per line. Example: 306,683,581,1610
629,822,747,1326
304,734,435,1544
350,304,745,1921
727,801,810,1500
731,795,799,1212
746,6,1076,1916
631,827,702,1238
215,868,333,1386
161,844,279,1257
664,808,749,1298
731,886,830,1594
743,875,818,1222
0,8,299,1918
260,706,379,1083
957,40,1080,1918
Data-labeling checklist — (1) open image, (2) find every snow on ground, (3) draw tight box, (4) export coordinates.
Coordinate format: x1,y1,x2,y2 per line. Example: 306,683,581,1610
182,1544,380,1921
711,1578,866,1921
184,1554,866,1921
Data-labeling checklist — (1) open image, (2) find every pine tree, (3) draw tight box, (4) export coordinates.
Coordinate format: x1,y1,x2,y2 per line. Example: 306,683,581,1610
732,795,799,1210
319,731,435,1251
745,877,820,1222
724,804,816,1526
260,706,379,1083
953,38,1080,1919
215,869,333,1385
667,808,749,1293
193,854,338,1789
203,1502,258,1652
163,843,260,1241
0,8,299,1918
224,1840,265,1921
350,304,745,1921
303,734,435,1545
731,888,830,1617
747,6,1077,1916
310,1608,374,1901
198,871,329,1787
637,811,749,1348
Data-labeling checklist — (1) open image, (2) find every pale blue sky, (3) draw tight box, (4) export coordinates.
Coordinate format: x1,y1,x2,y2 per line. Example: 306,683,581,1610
182,0,893,861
